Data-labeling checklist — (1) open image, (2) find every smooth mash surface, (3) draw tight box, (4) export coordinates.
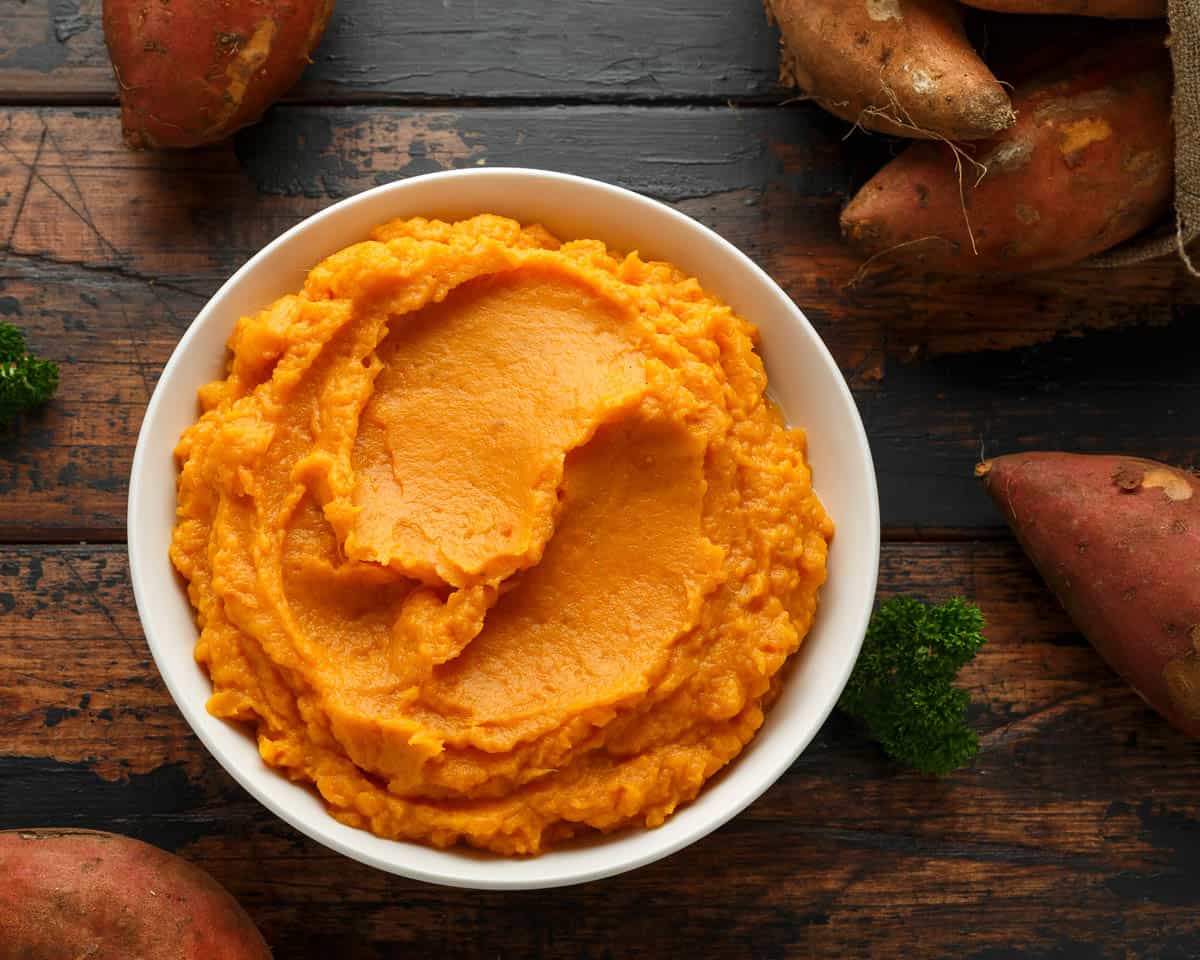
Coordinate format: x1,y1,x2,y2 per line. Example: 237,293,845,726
171,215,832,855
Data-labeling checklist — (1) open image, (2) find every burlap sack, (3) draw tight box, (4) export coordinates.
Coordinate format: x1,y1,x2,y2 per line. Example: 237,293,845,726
1089,0,1199,272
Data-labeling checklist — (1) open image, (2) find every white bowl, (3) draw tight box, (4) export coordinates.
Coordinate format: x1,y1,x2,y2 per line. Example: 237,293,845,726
128,168,880,890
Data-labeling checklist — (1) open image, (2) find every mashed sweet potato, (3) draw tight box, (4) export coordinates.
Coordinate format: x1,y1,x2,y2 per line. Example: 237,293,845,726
171,214,832,855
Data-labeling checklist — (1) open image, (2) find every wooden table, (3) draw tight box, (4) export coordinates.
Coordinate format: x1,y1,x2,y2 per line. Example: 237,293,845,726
2,3,1199,956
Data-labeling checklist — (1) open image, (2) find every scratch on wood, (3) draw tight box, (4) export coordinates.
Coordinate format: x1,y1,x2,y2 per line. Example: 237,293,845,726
119,300,155,402
60,554,141,660
0,120,124,265
2,127,46,252
4,248,207,302
41,122,124,263
978,687,1115,750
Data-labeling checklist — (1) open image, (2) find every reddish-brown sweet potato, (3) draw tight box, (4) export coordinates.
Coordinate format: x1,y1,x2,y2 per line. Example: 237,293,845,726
840,30,1172,272
102,0,336,149
959,0,1166,17
977,453,1200,738
765,0,1014,140
0,829,271,959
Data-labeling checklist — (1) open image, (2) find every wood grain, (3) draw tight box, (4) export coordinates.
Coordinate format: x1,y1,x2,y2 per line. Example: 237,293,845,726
0,106,1195,540
0,0,782,104
2,541,1198,958
4,2,1197,955
0,1,1135,109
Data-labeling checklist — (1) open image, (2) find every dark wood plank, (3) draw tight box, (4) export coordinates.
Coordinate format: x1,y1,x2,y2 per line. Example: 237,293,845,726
0,1,1132,108
0,0,782,104
3,541,1199,958
1,105,1196,539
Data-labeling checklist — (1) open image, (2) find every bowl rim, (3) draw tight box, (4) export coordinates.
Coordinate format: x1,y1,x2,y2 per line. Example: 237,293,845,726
128,167,880,890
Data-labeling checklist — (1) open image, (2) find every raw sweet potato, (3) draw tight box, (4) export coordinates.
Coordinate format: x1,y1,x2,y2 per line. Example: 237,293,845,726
959,1,1166,17
977,453,1200,738
102,0,336,149
765,0,1014,140
840,29,1173,272
0,829,271,959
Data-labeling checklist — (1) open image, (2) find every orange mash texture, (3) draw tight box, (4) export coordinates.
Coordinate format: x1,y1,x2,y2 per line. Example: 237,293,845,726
171,214,832,855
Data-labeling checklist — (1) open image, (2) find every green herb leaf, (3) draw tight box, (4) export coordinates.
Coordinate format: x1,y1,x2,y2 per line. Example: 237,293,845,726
0,321,59,425
839,596,986,776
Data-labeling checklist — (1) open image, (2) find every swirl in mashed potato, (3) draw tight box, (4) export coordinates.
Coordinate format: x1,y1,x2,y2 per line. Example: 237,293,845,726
171,214,832,855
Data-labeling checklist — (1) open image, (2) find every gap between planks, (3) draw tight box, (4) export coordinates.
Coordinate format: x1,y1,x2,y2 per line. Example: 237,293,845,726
0,92,794,110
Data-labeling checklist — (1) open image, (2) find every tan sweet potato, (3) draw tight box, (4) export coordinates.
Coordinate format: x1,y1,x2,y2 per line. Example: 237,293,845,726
840,29,1172,273
0,829,271,959
977,453,1200,738
959,0,1166,17
102,0,336,149
765,0,1014,140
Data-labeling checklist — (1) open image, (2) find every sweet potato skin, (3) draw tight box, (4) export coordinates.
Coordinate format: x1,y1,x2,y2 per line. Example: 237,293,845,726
840,30,1172,272
977,453,1200,738
959,0,1166,17
0,829,271,959
102,0,336,149
766,0,1014,140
